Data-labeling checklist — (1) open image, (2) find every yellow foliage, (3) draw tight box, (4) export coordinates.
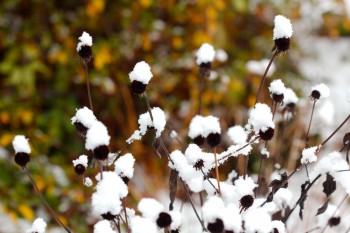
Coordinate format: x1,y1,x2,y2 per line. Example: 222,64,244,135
86,0,105,18
18,204,34,220
21,109,34,125
94,46,112,70
142,34,152,51
35,176,46,192
49,50,68,64
0,133,14,147
192,31,213,46
139,0,152,8
0,111,10,124
171,37,183,49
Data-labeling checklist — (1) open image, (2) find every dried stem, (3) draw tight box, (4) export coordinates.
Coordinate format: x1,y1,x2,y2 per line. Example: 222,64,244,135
122,198,131,233
255,50,278,105
213,147,222,196
84,62,93,111
24,166,72,233
321,113,350,146
198,69,206,115
255,155,264,197
305,100,317,146
200,169,219,193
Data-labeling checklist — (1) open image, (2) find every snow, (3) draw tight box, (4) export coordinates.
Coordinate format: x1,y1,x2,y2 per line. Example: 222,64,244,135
85,121,110,150
234,176,257,197
27,218,46,233
271,220,286,233
300,146,319,164
273,15,293,40
71,107,97,129
246,59,276,77
76,31,93,52
215,49,228,62
83,177,93,187
72,155,88,167
273,188,292,210
311,83,330,99
169,130,178,139
131,216,157,233
126,107,166,144
129,61,153,85
114,153,135,179
12,135,31,154
269,79,286,95
93,220,114,233
188,115,204,139
196,43,215,65
243,208,272,233
261,147,270,158
137,198,164,221
188,115,220,139
169,210,182,230
283,88,299,105
223,204,242,232
202,196,225,223
91,171,128,216
248,103,275,133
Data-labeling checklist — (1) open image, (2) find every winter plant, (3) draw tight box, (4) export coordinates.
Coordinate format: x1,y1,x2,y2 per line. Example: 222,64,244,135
10,15,350,233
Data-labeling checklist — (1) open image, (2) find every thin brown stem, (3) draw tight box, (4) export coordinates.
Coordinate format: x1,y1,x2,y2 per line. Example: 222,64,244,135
305,100,317,146
255,51,278,105
213,147,221,196
255,157,264,197
122,198,131,233
200,169,219,193
321,113,350,146
144,92,154,121
24,167,72,233
198,70,206,115
84,62,93,111
243,155,249,179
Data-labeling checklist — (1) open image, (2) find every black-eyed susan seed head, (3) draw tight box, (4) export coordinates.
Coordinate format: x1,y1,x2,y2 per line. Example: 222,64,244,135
207,218,224,233
101,212,117,221
73,122,88,138
72,155,88,175
76,32,93,63
156,212,172,228
269,79,286,105
93,145,110,160
129,61,153,95
328,217,341,227
309,83,330,101
240,194,254,211
130,80,147,95
193,159,205,170
193,135,206,146
207,132,221,148
12,135,31,168
272,15,293,54
196,43,215,77
71,107,97,137
259,127,274,141
85,121,111,160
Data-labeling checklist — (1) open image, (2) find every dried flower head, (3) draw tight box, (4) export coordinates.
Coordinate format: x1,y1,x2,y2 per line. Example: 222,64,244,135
12,135,31,167
272,15,293,54
129,61,153,95
310,83,330,101
76,31,93,62
156,212,172,228
239,194,254,211
207,218,224,233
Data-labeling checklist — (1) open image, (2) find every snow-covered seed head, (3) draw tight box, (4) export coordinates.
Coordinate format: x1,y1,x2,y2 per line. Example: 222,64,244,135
196,43,215,77
193,135,206,146
74,122,88,138
85,121,110,160
310,83,330,101
207,218,224,233
71,107,97,137
272,15,293,54
72,155,88,175
193,159,205,170
129,61,153,95
76,31,93,62
12,135,31,167
239,194,254,211
27,218,47,233
328,217,341,227
259,127,274,141
156,212,172,228
93,145,110,160
269,79,286,105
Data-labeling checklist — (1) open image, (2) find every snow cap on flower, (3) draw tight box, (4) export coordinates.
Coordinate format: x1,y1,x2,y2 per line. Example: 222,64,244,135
71,107,96,129
131,216,157,233
284,88,298,106
196,43,215,65
246,59,276,77
12,135,31,167
273,15,293,54
311,83,330,100
27,218,47,233
85,121,110,160
202,196,225,224
93,220,115,233
272,220,286,233
12,135,31,154
300,146,319,164
273,15,293,40
248,103,275,140
138,198,164,221
234,176,257,197
91,171,128,218
269,79,286,103
188,115,205,145
273,188,292,210
188,115,221,147
73,155,88,175
129,61,153,94
223,204,242,232
114,153,135,182
126,107,166,144
227,125,248,145
244,208,273,233
169,210,182,230
77,32,93,62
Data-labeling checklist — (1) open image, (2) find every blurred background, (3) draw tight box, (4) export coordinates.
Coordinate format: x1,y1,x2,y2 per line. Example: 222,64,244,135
1,0,350,232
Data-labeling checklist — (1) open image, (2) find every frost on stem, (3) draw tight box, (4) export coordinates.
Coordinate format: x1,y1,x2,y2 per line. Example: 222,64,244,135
129,61,153,95
71,107,97,137
72,154,88,175
91,171,128,219
76,31,93,62
269,79,286,105
27,218,47,233
196,43,215,77
126,107,166,144
310,83,330,101
93,220,115,233
272,15,293,54
12,135,31,167
85,121,110,160
248,103,275,141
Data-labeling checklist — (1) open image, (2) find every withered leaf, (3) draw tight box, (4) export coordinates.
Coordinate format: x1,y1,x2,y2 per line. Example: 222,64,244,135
269,172,288,193
299,180,310,220
316,199,329,216
169,169,178,211
322,173,336,197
